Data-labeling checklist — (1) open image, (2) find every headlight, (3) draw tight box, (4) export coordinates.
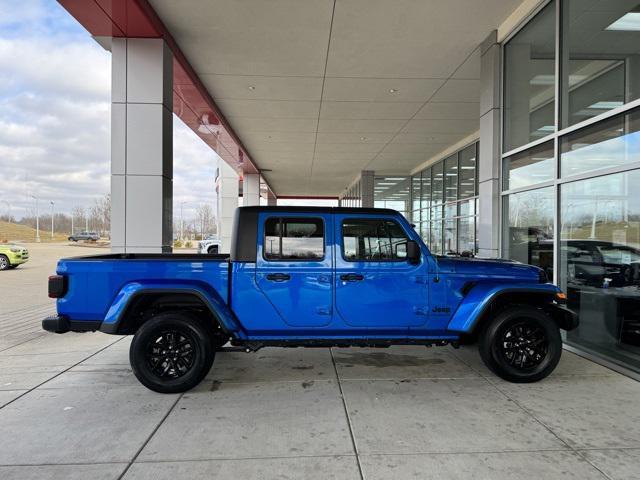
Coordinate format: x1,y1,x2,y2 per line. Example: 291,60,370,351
10,246,21,252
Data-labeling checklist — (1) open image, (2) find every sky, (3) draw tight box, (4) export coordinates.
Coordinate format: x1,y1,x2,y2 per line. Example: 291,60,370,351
0,0,219,222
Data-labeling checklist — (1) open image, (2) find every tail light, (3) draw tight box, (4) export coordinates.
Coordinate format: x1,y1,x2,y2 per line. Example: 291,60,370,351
48,275,68,298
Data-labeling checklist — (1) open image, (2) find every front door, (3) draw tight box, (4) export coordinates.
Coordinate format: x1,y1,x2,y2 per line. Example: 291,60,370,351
256,213,333,327
334,214,429,331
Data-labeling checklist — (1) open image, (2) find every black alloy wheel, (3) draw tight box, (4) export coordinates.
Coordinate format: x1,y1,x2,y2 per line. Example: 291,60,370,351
499,320,549,370
130,312,215,393
146,329,196,379
479,305,562,383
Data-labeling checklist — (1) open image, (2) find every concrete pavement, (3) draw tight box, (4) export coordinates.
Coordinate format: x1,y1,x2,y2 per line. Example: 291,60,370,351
0,245,638,479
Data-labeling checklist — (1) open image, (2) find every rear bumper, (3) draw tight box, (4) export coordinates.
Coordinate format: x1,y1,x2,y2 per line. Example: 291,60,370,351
42,315,101,334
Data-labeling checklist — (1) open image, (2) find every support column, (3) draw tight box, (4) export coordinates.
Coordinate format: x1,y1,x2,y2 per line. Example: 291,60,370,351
111,38,173,253
243,173,260,206
217,161,239,254
360,170,375,208
478,31,501,258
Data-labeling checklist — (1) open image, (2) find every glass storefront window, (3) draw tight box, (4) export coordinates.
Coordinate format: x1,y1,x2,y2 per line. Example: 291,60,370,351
444,218,457,254
411,174,422,212
374,176,410,218
561,108,640,178
560,170,640,371
503,141,555,190
562,1,640,128
503,0,556,152
431,162,444,205
444,154,458,203
430,206,443,255
459,143,476,198
503,187,555,277
458,216,475,254
420,168,431,208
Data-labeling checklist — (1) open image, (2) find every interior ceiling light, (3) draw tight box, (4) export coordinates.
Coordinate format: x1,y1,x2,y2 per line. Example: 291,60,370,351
388,88,398,93
588,101,624,109
606,9,640,31
530,75,555,85
360,136,368,141
248,86,256,90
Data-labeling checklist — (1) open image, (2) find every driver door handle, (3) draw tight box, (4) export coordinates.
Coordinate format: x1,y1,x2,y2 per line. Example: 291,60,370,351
340,273,364,281
266,273,291,282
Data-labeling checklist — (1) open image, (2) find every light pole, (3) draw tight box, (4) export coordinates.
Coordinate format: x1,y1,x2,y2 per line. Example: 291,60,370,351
31,195,40,242
2,200,10,223
50,201,55,239
71,212,74,236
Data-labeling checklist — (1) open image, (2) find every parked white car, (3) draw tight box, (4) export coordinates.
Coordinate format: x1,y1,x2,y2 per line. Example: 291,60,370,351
198,235,222,254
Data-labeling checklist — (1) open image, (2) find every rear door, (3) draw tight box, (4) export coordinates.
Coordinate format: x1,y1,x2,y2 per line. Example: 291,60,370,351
334,214,428,331
255,213,334,327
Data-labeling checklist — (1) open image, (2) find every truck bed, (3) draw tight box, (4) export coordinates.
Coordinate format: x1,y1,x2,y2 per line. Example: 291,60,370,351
56,254,231,324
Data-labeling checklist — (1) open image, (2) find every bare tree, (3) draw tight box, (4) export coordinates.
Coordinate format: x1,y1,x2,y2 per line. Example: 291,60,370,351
195,204,215,240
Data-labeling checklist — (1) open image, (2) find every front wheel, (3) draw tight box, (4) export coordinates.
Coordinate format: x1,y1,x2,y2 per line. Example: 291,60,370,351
0,255,9,271
479,306,562,383
130,312,215,393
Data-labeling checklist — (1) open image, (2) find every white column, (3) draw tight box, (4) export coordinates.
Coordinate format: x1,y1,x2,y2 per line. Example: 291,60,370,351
217,161,239,254
266,194,277,206
111,38,173,253
360,170,375,208
243,173,260,206
478,31,501,258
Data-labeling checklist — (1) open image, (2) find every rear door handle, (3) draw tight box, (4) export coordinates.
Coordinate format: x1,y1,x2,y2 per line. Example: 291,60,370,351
266,273,291,282
340,273,364,281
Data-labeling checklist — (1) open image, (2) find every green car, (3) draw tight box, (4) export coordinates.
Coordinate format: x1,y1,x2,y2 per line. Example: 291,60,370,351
0,244,29,270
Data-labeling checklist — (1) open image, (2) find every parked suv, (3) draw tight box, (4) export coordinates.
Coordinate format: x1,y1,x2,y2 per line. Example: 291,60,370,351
68,231,100,242
0,243,29,270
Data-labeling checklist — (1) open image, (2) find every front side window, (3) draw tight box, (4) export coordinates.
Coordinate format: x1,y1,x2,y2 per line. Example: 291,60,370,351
264,217,324,260
342,219,408,261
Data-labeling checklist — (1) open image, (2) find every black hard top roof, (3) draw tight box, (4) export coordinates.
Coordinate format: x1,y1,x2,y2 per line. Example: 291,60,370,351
238,206,399,215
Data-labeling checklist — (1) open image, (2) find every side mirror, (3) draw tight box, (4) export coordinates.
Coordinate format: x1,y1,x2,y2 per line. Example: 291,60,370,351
407,240,421,264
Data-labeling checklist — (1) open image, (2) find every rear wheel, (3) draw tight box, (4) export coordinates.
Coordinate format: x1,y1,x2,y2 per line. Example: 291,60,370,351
479,306,561,383
130,312,214,393
0,255,9,271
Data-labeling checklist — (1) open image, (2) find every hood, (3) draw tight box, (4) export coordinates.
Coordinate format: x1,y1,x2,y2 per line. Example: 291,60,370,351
435,255,544,281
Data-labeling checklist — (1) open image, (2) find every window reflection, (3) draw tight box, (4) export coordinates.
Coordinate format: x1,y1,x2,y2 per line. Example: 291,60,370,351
503,141,554,190
503,0,556,151
561,108,640,178
560,170,640,370
562,0,640,127
503,187,555,278
342,219,408,261
264,218,324,260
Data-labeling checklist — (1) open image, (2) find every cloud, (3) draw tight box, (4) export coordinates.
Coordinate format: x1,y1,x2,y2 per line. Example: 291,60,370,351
0,0,220,226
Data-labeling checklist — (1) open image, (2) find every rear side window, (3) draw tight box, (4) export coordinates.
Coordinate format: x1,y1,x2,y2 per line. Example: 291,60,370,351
264,217,324,260
342,219,408,261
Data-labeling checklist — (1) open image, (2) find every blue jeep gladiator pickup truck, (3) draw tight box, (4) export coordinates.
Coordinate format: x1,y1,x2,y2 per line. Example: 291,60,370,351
43,206,577,393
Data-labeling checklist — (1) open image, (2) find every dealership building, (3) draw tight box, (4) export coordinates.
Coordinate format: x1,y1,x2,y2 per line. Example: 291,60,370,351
59,0,640,375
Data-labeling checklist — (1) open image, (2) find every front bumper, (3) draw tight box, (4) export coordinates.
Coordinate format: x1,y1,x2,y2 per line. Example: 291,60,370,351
548,304,579,331
42,315,101,334
8,251,28,265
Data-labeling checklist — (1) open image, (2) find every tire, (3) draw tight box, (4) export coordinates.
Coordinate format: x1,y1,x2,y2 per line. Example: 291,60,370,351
130,312,215,393
207,245,219,254
479,305,562,383
0,255,9,271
